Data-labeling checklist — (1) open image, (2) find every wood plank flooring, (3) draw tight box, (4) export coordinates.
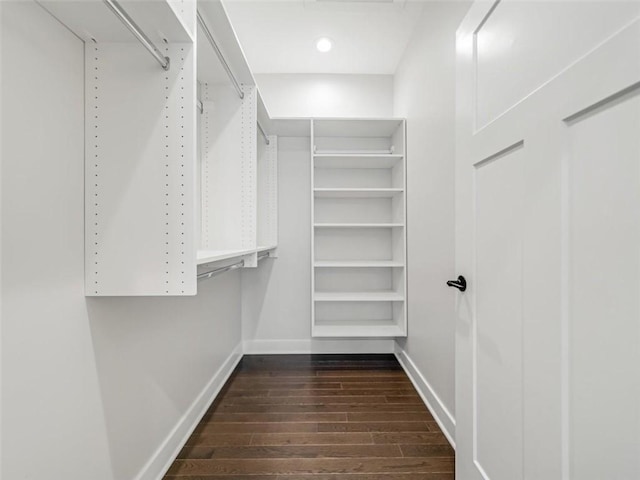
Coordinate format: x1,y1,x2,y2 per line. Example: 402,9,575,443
164,354,454,479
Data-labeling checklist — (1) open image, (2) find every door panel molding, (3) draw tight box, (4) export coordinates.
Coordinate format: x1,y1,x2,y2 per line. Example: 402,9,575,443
564,85,640,480
472,140,524,169
473,143,525,480
457,3,640,480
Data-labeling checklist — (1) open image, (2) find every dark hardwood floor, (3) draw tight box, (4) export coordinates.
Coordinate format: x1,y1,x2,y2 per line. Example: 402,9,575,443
164,354,454,479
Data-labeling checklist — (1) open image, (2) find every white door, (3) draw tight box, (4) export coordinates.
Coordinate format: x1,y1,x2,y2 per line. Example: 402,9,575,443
455,2,640,479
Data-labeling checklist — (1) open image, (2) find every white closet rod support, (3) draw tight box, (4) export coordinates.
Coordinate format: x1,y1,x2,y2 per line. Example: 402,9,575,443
102,0,170,71
257,121,270,145
197,10,244,100
197,260,244,280
197,100,204,114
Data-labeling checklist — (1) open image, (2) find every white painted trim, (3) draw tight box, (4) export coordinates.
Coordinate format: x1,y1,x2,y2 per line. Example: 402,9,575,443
135,343,243,480
394,344,456,448
244,339,396,354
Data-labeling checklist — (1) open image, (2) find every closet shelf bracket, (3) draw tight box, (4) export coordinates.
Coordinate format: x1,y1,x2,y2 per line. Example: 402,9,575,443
102,0,170,71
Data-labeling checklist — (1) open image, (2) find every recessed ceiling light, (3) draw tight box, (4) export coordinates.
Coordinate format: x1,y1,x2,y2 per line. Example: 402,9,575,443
316,37,332,53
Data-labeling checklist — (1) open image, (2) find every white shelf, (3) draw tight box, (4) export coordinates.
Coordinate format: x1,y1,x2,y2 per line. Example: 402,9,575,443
314,260,405,268
197,248,256,265
39,0,194,43
313,322,406,338
313,119,404,138
314,291,405,302
197,245,278,266
314,155,404,169
314,223,404,228
314,188,404,198
315,150,394,155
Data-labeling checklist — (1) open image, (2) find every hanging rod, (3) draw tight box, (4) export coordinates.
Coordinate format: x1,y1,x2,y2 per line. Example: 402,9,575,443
257,121,270,145
197,10,244,100
258,251,271,262
197,259,244,281
103,0,170,71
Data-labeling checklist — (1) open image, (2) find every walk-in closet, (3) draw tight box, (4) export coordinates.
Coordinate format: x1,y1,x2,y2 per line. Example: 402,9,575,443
2,0,639,479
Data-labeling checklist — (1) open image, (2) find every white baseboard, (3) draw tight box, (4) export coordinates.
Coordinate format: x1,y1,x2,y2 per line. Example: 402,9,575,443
243,338,396,354
135,343,243,480
394,344,456,448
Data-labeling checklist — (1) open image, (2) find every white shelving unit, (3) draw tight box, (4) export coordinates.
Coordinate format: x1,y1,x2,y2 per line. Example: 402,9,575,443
311,119,407,338
195,5,278,275
38,0,199,296
195,83,278,271
197,81,259,269
41,0,279,294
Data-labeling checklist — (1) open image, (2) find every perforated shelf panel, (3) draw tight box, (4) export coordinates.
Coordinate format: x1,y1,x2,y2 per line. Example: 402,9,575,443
85,42,196,296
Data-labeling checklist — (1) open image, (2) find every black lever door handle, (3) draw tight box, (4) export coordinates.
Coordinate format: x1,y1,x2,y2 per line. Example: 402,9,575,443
446,275,467,292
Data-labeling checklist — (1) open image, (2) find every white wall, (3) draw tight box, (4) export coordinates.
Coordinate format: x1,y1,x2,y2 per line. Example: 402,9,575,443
0,1,4,473
393,2,471,442
256,73,394,118
1,3,242,479
241,137,394,354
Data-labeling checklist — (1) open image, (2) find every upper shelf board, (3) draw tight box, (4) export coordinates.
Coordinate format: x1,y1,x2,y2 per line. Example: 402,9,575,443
314,188,404,198
313,119,404,138
39,0,194,43
314,260,405,268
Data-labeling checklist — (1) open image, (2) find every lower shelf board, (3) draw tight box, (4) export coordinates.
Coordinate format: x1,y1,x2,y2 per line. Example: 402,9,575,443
314,223,404,228
314,188,404,198
197,248,256,265
312,321,406,338
314,291,405,302
314,260,405,268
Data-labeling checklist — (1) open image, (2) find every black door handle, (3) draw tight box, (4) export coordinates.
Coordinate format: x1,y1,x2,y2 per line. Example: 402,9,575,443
446,276,467,292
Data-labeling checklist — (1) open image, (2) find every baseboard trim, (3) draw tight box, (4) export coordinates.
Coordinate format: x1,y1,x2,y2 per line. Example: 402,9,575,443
394,344,456,448
243,338,396,354
135,343,243,480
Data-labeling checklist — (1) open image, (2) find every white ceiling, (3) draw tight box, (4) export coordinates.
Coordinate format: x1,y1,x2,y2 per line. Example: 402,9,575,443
221,0,425,75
